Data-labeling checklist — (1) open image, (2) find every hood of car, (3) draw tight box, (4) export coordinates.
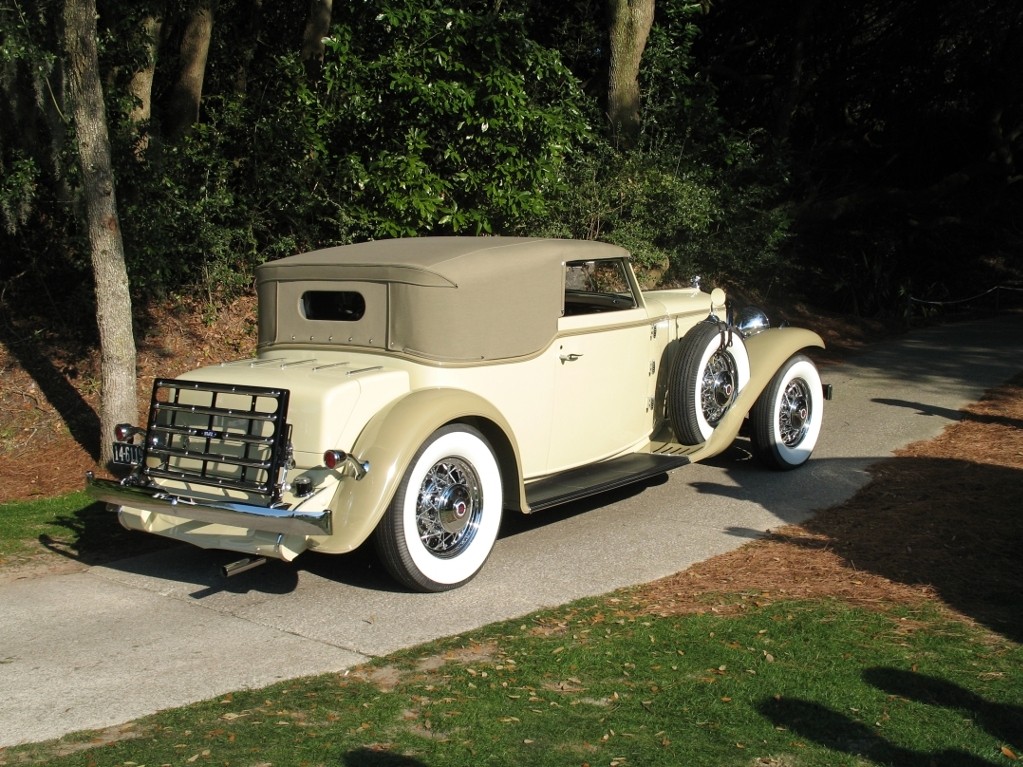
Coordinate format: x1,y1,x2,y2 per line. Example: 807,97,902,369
643,286,727,323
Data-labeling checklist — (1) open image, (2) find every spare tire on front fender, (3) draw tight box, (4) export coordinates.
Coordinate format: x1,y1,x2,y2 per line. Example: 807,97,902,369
667,321,751,445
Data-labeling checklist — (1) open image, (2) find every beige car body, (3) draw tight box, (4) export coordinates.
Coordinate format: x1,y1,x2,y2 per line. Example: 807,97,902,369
87,237,825,585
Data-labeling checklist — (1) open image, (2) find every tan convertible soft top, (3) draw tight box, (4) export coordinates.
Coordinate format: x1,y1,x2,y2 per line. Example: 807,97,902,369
256,237,631,361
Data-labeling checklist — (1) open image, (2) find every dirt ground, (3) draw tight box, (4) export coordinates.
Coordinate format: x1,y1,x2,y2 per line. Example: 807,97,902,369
0,293,259,501
1,295,1020,642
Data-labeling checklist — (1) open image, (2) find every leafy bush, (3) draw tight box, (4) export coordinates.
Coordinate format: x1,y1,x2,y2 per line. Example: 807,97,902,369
109,1,592,297
306,2,590,238
534,3,792,291
114,97,259,297
0,151,40,236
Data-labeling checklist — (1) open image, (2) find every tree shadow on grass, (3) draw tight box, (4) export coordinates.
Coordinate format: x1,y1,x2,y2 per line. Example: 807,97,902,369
759,697,999,767
863,668,1023,748
759,667,1021,767
796,457,1023,643
691,454,1023,643
343,748,428,767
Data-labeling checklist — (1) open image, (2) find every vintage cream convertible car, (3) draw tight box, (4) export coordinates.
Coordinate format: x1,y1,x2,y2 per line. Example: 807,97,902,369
86,237,829,591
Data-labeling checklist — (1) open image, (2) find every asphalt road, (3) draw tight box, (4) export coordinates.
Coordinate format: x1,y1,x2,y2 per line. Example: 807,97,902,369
2,315,1021,748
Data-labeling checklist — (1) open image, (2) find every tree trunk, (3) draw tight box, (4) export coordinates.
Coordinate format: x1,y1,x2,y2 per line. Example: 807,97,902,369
64,0,138,467
164,1,214,139
607,0,655,148
127,11,163,158
301,0,333,77
233,0,264,95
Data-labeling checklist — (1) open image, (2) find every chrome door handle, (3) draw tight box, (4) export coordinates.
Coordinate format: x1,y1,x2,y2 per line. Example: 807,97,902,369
559,353,583,363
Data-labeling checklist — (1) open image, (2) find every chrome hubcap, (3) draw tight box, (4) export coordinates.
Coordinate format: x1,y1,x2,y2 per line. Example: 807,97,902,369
701,351,738,425
416,458,482,557
779,378,812,446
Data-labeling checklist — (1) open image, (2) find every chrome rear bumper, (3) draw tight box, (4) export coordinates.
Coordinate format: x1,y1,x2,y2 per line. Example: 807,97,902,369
85,473,332,537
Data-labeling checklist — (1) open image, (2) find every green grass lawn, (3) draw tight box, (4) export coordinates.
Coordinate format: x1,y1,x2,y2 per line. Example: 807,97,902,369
0,492,171,566
0,492,98,561
5,597,1020,766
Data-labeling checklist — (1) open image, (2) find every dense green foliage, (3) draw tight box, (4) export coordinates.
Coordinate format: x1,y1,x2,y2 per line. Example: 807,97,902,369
2,0,1020,315
109,1,594,296
541,2,791,287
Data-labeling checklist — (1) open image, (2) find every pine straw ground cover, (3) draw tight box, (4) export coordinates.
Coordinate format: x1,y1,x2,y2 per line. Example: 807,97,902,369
626,373,1023,645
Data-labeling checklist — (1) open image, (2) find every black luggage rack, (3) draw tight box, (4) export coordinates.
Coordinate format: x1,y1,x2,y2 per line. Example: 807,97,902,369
140,378,293,503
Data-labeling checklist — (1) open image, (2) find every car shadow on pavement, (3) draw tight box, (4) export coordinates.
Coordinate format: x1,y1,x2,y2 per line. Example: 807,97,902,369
83,539,409,596
39,499,176,566
496,477,662,538
873,397,1023,429
93,544,304,596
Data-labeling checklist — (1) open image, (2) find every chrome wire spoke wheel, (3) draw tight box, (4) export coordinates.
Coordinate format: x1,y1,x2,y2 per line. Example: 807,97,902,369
374,425,503,592
751,354,824,470
700,350,739,426
778,377,812,447
668,321,751,445
416,457,482,557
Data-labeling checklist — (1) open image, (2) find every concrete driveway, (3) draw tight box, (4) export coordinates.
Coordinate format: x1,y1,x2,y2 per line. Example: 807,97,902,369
1,315,1020,748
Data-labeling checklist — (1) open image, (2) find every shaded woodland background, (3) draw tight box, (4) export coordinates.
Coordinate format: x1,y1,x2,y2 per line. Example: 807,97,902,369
3,0,1021,325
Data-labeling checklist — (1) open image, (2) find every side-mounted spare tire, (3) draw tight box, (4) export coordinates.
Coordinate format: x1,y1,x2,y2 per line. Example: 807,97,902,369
750,353,823,470
668,321,751,445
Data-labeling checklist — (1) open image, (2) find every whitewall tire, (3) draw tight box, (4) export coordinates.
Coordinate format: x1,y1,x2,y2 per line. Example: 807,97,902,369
668,321,751,445
374,425,503,592
750,354,823,470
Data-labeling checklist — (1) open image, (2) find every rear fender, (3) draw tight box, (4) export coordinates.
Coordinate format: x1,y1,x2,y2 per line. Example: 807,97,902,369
315,388,524,553
688,327,824,462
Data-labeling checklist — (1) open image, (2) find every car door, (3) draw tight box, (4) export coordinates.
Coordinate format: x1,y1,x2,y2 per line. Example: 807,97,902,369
545,259,654,474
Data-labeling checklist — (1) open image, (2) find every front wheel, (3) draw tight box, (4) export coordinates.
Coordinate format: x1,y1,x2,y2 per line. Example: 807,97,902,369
750,354,824,470
374,425,503,592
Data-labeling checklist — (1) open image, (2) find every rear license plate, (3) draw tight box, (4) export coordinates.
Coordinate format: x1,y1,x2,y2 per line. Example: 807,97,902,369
111,442,144,465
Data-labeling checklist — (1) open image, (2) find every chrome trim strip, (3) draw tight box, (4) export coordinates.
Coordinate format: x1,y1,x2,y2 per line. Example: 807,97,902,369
280,358,319,368
85,474,332,537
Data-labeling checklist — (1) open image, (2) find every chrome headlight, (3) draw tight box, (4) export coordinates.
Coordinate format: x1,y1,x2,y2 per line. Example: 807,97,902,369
735,306,770,337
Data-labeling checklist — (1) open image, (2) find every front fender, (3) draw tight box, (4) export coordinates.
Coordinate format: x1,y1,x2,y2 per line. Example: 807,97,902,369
312,388,524,554
688,327,825,462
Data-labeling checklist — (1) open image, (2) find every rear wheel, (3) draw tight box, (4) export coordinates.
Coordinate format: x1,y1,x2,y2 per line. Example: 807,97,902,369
750,354,823,470
374,425,503,592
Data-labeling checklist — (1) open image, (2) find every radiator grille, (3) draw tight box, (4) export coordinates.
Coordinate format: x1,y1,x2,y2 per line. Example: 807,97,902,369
141,379,292,502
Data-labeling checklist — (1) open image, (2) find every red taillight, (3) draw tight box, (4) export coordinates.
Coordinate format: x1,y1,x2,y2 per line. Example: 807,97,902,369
323,450,347,470
114,423,135,441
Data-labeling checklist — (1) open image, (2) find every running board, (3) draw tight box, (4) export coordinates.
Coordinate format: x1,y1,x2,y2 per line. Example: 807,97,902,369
525,452,691,512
